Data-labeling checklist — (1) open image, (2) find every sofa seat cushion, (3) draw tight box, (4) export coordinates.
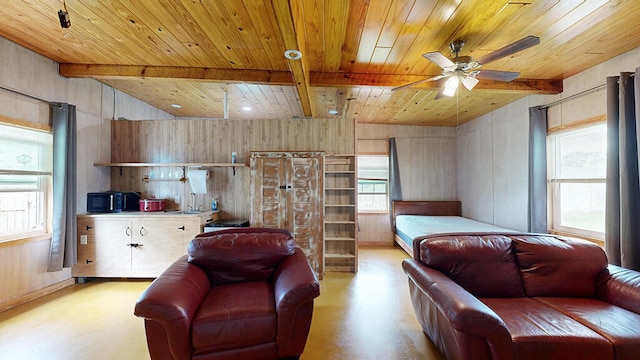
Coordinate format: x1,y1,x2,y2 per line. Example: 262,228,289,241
536,297,640,360
482,298,613,360
191,281,276,354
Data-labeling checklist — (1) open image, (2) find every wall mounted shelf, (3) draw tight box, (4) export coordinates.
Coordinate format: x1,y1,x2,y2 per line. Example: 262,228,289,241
94,162,245,176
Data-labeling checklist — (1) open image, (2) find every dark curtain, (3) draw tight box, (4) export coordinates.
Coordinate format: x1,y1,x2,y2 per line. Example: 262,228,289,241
389,137,402,228
528,106,548,233
48,103,77,271
605,70,640,271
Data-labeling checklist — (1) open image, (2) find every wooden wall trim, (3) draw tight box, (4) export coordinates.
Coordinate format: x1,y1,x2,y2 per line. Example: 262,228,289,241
0,115,51,132
547,114,606,134
0,278,75,313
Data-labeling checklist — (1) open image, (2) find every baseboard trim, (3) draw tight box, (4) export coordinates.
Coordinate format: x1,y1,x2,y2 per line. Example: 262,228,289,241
0,278,76,313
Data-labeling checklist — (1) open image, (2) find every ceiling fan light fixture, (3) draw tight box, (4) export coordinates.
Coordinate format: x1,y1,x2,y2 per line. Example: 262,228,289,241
443,76,459,97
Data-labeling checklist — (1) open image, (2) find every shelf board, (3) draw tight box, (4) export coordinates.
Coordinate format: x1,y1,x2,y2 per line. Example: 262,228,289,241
325,187,356,191
325,253,356,259
325,170,355,174
325,237,356,241
94,162,245,167
325,204,355,207
325,220,356,225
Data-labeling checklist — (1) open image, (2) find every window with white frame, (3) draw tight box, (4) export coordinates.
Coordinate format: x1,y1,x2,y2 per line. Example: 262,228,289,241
547,123,606,240
0,123,52,241
358,155,389,212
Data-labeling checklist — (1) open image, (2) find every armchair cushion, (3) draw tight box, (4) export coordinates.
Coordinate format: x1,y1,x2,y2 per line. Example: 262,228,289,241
189,228,296,286
191,281,277,354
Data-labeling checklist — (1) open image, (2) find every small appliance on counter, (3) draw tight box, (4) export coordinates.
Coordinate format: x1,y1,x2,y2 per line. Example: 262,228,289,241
203,219,250,232
139,198,167,212
87,191,141,213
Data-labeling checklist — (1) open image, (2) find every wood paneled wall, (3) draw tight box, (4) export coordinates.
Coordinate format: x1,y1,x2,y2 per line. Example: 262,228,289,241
110,117,355,219
356,123,457,245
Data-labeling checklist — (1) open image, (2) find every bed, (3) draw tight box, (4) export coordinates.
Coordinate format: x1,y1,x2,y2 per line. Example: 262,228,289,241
392,200,517,256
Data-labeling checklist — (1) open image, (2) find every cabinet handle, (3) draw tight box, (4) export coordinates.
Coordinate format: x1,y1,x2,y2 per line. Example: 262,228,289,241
86,225,93,231
139,227,145,236
279,185,292,189
126,227,131,236
178,226,185,230
127,243,143,248
86,259,93,264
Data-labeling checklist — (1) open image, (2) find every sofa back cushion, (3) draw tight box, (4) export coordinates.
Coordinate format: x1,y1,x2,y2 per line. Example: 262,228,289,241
511,235,608,297
419,234,525,297
188,228,296,286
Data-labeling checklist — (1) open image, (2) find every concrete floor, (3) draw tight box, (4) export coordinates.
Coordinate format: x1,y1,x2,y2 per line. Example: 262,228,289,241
0,247,443,360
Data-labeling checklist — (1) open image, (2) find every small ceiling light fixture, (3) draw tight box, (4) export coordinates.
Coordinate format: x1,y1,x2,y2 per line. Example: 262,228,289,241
170,103,182,109
242,106,252,112
58,1,71,29
328,109,338,115
58,10,71,28
284,49,302,60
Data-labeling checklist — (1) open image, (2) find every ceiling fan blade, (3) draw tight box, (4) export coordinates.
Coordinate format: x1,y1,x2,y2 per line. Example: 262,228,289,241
422,51,455,69
475,70,520,82
434,88,447,100
476,35,540,65
461,76,479,90
391,75,445,91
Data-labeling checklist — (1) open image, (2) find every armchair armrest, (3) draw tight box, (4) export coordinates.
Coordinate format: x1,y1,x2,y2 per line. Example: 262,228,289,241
272,248,320,354
134,255,210,360
596,264,640,314
402,259,513,359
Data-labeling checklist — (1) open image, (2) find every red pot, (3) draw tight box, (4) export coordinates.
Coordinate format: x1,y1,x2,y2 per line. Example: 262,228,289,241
139,199,166,212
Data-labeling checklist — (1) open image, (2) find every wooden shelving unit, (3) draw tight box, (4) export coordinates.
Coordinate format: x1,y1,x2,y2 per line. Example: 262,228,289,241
324,154,357,273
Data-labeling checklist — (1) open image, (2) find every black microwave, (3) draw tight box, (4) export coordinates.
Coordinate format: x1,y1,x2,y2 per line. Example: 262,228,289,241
87,191,140,213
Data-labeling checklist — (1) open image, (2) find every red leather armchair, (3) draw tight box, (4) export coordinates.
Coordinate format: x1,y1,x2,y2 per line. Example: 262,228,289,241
134,228,320,360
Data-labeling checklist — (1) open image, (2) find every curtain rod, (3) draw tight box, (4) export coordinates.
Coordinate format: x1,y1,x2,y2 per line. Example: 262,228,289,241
540,83,606,109
540,72,636,110
0,85,52,105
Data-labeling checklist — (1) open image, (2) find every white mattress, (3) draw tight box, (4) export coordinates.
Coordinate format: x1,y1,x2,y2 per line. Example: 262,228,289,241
395,215,516,247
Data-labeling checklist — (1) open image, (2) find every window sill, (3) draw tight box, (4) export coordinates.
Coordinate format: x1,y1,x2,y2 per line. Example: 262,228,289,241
0,233,52,249
548,229,604,247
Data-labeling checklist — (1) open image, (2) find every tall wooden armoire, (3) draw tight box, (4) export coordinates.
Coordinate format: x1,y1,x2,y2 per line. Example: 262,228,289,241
250,151,324,277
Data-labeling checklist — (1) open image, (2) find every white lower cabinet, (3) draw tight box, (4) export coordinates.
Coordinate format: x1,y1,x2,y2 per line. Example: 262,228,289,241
73,213,208,278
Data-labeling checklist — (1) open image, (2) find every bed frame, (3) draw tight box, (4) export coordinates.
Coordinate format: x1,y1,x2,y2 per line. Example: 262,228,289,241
391,200,462,255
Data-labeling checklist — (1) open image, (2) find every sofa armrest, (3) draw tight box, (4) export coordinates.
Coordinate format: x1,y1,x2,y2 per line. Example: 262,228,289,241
402,259,513,359
272,248,320,349
134,255,210,360
596,264,640,314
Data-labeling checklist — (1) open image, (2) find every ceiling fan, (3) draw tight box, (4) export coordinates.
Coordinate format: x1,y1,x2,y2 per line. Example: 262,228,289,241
393,35,540,98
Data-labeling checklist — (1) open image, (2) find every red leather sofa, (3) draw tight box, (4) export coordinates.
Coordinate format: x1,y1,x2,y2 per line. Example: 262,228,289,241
134,228,320,360
402,232,640,360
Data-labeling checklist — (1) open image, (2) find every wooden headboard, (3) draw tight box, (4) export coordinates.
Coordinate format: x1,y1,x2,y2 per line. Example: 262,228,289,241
391,200,462,230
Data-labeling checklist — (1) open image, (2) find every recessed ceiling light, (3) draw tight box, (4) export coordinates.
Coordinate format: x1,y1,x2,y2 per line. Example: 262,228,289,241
171,104,182,109
242,106,252,112
284,49,302,60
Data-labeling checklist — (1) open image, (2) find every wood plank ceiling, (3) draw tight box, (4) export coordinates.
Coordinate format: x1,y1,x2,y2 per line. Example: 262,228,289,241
0,0,637,126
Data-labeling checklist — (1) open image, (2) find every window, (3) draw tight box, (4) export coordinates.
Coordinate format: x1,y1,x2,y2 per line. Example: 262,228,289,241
358,155,389,212
0,123,52,241
547,124,606,240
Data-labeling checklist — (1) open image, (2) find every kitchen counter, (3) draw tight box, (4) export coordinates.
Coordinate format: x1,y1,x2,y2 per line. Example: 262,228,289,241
78,210,219,221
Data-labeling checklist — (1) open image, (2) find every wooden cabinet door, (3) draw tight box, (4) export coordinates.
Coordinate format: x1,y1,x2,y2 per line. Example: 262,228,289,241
89,218,132,277
131,219,184,277
251,152,324,276
251,156,287,228
287,156,323,275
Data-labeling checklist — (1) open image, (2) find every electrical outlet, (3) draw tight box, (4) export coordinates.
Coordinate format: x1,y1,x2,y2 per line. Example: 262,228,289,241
80,234,88,245
174,195,180,204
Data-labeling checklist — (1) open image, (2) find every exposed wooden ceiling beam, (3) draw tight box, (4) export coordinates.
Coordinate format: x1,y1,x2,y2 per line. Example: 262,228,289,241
272,0,314,118
60,64,563,94
58,64,294,84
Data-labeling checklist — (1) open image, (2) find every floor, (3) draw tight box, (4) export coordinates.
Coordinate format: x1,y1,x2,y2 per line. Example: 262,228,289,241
0,247,444,360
